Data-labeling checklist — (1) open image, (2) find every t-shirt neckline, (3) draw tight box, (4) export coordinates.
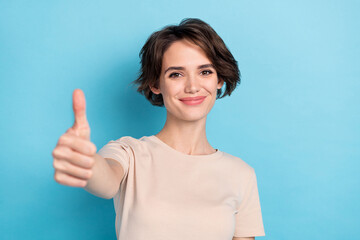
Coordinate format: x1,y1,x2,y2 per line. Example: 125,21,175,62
148,135,223,160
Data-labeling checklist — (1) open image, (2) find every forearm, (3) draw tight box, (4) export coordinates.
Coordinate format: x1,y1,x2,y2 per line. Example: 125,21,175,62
83,153,118,199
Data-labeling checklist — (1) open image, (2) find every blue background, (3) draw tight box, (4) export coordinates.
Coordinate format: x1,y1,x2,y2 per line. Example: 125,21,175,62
1,0,359,239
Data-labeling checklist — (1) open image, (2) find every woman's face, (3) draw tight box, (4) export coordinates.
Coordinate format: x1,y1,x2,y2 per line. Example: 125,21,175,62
151,39,224,122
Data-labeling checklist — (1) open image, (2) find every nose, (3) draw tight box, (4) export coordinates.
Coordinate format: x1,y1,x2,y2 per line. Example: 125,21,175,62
184,73,200,93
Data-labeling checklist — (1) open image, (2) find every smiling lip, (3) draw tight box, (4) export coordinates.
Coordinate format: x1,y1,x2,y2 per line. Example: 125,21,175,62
179,96,206,105
179,96,206,101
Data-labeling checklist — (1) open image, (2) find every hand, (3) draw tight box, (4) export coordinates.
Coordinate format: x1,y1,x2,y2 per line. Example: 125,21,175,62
52,89,97,188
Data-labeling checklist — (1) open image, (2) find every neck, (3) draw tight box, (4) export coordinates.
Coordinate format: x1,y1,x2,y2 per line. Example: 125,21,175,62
155,112,216,155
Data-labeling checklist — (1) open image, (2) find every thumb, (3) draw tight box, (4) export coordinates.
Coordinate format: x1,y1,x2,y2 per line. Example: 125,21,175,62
72,89,90,140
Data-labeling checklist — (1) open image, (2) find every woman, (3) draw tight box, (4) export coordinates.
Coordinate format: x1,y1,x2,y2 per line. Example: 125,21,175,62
52,18,265,240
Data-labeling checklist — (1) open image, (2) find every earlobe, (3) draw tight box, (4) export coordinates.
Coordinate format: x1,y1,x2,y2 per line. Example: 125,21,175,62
217,79,225,89
150,84,161,95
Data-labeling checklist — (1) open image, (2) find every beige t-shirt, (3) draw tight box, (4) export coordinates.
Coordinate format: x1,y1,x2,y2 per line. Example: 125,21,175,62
98,135,265,240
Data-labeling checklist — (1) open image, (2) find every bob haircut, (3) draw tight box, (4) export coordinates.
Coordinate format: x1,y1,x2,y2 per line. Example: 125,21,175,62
130,18,241,107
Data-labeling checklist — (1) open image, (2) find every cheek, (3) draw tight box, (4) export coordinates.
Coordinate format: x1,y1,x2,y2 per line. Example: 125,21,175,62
204,81,219,93
161,87,179,104
164,83,181,96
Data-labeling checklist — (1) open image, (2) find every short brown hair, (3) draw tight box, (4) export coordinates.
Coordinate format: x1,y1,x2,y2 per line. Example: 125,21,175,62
130,18,241,107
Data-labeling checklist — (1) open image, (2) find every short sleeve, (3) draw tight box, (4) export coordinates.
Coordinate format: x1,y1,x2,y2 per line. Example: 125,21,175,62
97,137,134,184
234,168,265,237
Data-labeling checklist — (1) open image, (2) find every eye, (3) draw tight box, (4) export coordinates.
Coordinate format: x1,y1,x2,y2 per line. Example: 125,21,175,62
169,72,182,78
201,70,213,75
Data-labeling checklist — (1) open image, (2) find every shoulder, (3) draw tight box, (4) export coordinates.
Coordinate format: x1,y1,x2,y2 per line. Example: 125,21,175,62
222,151,254,173
112,135,145,145
220,151,256,184
111,135,151,153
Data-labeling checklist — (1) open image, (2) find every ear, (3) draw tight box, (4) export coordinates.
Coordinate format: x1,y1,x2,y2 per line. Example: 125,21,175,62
217,78,224,89
150,83,161,95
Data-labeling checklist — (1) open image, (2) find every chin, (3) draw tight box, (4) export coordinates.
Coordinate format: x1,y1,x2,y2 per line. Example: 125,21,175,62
175,109,210,122
165,100,214,121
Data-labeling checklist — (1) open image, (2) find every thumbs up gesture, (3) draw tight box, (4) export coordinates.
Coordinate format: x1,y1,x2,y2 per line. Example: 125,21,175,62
52,89,97,188
71,89,91,140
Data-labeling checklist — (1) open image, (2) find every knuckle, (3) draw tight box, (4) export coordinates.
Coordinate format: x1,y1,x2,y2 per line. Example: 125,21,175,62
86,170,93,179
62,161,72,172
81,168,92,179
89,143,97,155
53,159,59,169
81,170,90,179
58,135,68,145
80,180,88,187
66,128,74,134
52,149,57,158
53,147,65,158
54,147,69,160
87,157,95,168
54,173,62,183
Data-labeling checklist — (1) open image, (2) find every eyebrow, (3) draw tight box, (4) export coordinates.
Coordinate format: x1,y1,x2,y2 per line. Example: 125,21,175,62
164,64,215,75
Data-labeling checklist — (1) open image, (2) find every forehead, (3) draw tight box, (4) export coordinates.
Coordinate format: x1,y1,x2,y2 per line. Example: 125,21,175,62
162,39,211,67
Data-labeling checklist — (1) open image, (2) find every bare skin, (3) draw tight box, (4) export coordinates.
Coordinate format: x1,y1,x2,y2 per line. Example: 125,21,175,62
52,89,96,188
150,39,224,156
52,89,121,199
